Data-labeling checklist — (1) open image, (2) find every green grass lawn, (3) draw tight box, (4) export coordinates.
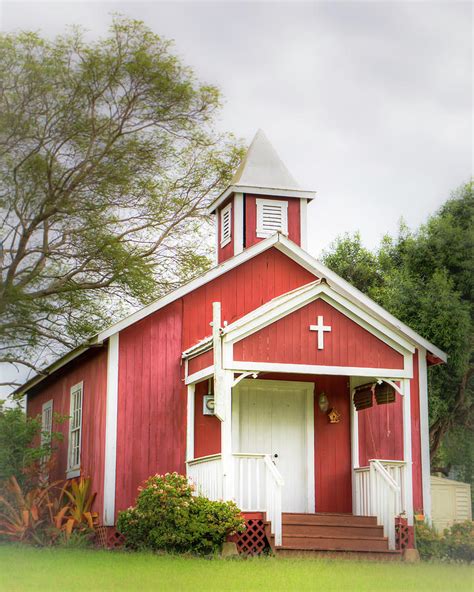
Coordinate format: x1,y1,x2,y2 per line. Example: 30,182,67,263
0,545,472,592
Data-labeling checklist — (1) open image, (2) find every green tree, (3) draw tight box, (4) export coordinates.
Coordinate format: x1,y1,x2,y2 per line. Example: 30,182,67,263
0,403,62,489
322,181,473,481
0,17,242,384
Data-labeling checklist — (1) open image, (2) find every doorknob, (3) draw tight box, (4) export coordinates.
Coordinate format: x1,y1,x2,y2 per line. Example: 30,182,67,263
273,453,279,458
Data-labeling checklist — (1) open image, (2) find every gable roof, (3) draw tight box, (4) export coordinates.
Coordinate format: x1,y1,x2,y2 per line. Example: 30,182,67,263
16,233,447,396
94,233,446,363
208,130,316,213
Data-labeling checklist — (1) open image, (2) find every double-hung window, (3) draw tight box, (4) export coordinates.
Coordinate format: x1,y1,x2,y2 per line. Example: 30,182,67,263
256,198,288,238
41,400,53,447
67,382,83,478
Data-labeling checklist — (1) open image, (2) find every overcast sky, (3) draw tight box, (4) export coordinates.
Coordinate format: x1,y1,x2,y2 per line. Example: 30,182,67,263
2,0,472,257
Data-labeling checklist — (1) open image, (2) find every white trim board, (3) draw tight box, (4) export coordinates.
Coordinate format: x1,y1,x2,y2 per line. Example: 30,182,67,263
418,347,432,522
103,334,119,526
226,361,413,379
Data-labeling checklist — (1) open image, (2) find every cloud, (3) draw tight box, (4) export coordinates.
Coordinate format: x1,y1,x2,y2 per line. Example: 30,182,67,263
2,0,472,255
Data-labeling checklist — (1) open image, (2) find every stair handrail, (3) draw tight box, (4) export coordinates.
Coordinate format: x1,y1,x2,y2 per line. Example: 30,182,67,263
369,459,401,550
370,459,400,492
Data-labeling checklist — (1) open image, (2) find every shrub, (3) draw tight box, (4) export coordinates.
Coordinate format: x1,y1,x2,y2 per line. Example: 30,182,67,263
117,473,245,555
0,475,98,546
416,519,474,562
0,403,64,491
442,521,474,562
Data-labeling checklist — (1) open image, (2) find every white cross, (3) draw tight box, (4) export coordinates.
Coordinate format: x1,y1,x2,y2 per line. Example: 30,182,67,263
309,316,332,350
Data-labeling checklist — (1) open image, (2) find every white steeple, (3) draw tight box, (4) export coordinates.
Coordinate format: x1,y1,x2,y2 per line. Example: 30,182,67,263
231,129,301,190
208,130,315,213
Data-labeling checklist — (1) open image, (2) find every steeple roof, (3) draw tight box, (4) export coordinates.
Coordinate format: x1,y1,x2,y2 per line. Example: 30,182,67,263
208,130,316,213
231,129,300,189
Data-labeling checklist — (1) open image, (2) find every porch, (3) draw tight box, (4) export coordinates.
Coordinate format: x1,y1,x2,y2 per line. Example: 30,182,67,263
183,300,416,553
185,373,411,552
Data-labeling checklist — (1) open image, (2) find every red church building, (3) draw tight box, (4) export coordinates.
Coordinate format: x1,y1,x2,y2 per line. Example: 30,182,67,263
20,131,446,556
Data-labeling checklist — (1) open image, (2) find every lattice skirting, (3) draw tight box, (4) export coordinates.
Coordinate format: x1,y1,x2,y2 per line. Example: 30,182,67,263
395,517,415,550
95,526,126,549
233,517,270,556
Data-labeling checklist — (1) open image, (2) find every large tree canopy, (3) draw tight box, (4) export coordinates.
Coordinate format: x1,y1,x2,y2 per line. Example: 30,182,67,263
323,181,473,482
0,18,242,383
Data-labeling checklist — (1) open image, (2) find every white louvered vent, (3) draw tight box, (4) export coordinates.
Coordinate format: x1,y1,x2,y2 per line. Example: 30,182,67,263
256,198,288,238
220,203,232,247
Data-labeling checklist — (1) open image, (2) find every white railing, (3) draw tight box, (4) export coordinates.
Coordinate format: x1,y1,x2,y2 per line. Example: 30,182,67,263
354,459,406,550
233,453,284,546
187,454,223,500
187,452,284,546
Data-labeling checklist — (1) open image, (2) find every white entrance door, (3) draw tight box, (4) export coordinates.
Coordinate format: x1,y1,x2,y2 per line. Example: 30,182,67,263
233,380,314,513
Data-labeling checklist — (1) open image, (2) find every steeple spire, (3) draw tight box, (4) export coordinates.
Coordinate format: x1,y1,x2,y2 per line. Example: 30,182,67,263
230,129,300,190
209,130,315,213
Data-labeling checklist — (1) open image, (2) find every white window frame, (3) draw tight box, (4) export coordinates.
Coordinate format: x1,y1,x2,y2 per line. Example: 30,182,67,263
67,382,83,479
41,399,53,447
256,198,288,238
220,203,232,247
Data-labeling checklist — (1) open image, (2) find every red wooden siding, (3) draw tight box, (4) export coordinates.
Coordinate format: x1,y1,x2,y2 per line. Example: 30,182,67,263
115,300,185,517
314,375,352,513
244,195,301,248
410,350,423,511
358,393,404,466
217,197,234,264
27,348,108,517
187,349,213,375
182,248,317,351
357,351,424,511
194,381,221,458
233,299,404,369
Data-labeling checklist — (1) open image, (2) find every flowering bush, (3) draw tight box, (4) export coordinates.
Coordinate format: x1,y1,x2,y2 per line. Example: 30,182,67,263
117,473,245,555
415,520,474,562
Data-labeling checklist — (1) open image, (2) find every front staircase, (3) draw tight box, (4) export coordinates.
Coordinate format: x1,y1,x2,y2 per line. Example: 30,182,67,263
267,513,401,560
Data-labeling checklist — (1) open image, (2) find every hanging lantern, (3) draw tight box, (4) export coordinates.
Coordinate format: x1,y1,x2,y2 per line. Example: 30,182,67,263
353,383,374,411
375,382,396,405
318,392,329,413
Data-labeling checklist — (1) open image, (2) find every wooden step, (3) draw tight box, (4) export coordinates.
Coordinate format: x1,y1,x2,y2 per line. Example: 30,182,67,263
283,522,384,538
276,548,402,561
281,533,390,552
282,513,378,526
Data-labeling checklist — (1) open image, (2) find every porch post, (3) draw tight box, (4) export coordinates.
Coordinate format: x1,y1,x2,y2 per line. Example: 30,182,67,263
212,301,234,501
186,384,195,463
349,380,359,514
221,370,234,500
402,378,414,526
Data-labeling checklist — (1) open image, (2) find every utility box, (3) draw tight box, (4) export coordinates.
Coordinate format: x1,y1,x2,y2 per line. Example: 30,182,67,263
431,475,472,532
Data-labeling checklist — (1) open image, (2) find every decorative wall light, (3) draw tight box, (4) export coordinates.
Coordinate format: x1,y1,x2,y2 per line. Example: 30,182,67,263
318,392,329,413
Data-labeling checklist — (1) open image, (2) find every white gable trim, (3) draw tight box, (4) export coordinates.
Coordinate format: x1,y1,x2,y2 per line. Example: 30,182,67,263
274,236,447,362
223,280,415,356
